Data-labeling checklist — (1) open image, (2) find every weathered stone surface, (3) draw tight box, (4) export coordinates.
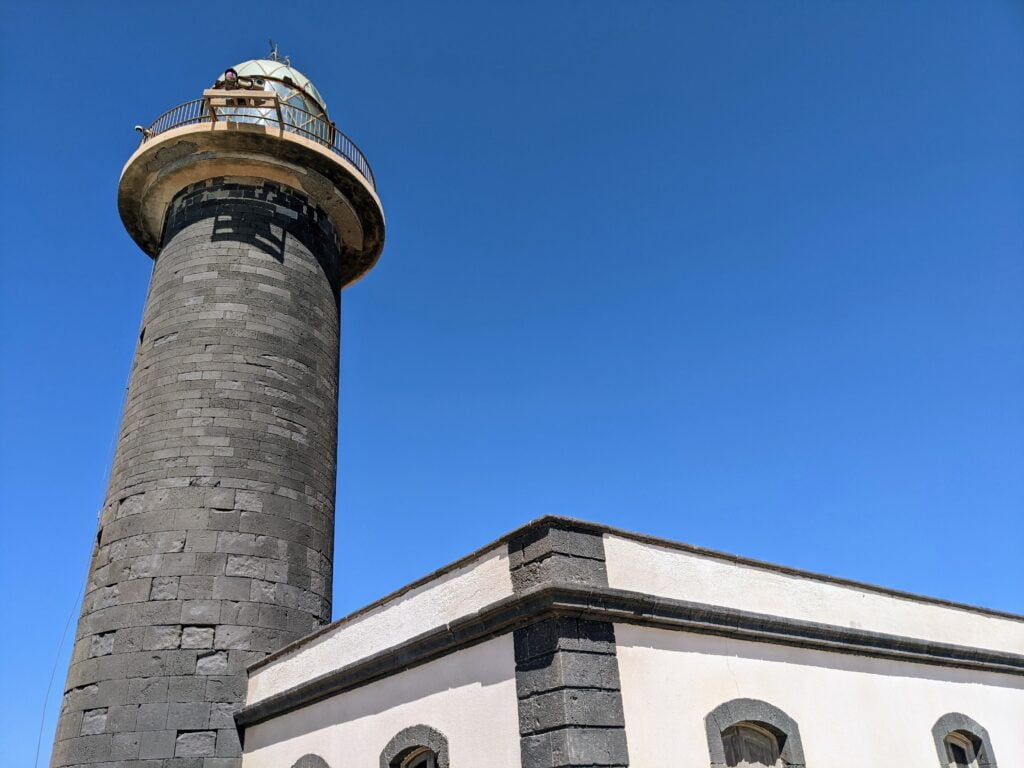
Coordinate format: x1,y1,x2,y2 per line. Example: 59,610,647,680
79,708,108,736
195,651,228,676
181,626,214,649
175,730,217,757
51,179,346,768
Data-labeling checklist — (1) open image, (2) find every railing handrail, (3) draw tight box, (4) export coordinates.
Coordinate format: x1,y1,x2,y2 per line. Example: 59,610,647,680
142,97,376,190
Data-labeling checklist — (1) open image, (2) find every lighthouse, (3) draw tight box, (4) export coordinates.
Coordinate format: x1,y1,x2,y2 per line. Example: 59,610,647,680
50,53,383,768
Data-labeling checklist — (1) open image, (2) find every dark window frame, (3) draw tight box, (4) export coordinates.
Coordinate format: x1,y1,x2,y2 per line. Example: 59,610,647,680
705,698,806,767
291,756,330,768
932,712,999,768
379,724,449,768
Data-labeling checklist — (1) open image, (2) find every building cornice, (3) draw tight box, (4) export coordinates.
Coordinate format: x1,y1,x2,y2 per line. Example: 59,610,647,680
236,581,1024,734
246,515,1023,680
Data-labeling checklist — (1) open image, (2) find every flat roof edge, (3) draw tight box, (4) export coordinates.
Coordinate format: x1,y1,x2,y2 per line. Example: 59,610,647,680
248,514,1023,676
238,581,1024,731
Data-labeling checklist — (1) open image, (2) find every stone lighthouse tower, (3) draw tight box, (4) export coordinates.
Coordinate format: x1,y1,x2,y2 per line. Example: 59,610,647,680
50,55,384,768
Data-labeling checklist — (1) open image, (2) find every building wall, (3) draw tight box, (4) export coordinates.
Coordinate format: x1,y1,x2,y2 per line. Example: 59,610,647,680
242,636,521,768
604,534,1024,655
247,545,514,704
616,624,1024,768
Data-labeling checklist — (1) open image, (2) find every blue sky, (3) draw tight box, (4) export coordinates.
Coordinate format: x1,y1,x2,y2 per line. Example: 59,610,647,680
2,2,1022,764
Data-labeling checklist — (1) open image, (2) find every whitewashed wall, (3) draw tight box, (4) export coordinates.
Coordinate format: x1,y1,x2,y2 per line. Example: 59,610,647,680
617,624,1024,768
248,546,514,704
243,636,521,768
604,534,1024,655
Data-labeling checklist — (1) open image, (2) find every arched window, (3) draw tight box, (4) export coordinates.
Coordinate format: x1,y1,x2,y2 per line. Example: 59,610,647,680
943,732,978,768
932,713,998,768
705,699,805,767
291,756,330,768
722,723,782,766
399,746,437,768
379,725,449,768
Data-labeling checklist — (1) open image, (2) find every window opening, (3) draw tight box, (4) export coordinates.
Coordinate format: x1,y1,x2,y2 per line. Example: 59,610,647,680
400,747,437,768
722,723,782,767
944,733,978,768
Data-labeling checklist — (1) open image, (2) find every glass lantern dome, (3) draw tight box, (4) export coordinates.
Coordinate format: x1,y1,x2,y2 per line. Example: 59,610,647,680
213,58,333,144
229,59,328,114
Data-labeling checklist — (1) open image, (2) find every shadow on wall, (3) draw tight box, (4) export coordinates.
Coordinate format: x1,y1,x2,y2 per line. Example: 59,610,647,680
616,624,1024,690
212,209,286,261
244,638,513,751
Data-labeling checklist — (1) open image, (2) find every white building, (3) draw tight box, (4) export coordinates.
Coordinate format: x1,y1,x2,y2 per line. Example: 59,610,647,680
235,516,1023,768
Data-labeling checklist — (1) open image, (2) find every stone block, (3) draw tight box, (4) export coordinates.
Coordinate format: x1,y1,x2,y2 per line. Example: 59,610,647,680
164,649,200,676
195,650,228,675
80,707,108,735
175,730,217,757
138,728,177,759
508,522,606,569
516,650,622,697
143,625,182,650
264,559,288,582
208,702,240,729
167,675,208,704
106,704,139,733
214,625,253,650
195,553,228,575
225,554,265,578
167,702,211,729
514,618,616,662
511,554,608,592
250,579,278,603
90,632,115,657
178,575,215,600
134,600,183,626
151,576,180,600
520,726,628,768
126,676,168,705
206,487,236,509
113,627,146,655
110,731,141,760
209,510,240,531
184,530,219,553
205,675,246,703
518,689,625,735
215,726,241,757
213,576,251,601
54,709,83,742
181,626,215,649
135,702,169,730
181,600,220,625
51,734,111,765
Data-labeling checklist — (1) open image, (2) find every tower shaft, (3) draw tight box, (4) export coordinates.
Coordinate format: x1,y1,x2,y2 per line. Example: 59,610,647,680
52,179,343,767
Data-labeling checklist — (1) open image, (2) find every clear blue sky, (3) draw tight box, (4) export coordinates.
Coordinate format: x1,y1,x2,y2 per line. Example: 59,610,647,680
2,2,1022,764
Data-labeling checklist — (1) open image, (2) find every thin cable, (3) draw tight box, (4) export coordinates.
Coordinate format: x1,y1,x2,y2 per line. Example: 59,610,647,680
35,263,154,767
33,568,89,768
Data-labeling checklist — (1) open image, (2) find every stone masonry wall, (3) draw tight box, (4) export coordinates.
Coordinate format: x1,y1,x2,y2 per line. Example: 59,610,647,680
51,179,344,768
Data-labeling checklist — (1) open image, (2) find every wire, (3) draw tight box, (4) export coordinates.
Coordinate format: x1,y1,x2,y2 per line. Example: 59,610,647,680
33,569,89,768
34,262,152,767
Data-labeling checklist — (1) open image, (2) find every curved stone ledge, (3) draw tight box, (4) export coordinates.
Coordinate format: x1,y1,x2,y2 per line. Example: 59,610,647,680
118,120,385,288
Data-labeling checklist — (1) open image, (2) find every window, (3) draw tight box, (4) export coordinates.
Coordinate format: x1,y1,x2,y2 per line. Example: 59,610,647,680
943,734,978,768
399,746,437,768
931,713,998,768
722,723,782,767
380,725,449,768
705,698,805,767
291,756,330,768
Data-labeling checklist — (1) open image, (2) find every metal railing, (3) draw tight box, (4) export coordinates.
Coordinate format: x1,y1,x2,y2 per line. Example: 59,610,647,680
142,98,376,190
